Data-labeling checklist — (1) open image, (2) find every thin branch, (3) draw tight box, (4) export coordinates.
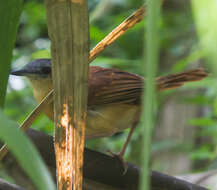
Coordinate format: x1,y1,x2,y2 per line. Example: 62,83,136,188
0,90,53,161
89,4,146,62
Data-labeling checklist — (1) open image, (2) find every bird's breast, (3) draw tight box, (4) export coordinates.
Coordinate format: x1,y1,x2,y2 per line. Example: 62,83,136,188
42,101,140,139
85,104,140,139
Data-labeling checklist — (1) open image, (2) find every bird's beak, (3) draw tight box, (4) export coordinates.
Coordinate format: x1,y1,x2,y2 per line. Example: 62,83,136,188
10,68,27,76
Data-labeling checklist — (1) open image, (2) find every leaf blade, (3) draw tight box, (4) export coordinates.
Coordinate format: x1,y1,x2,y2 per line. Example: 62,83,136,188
0,110,56,190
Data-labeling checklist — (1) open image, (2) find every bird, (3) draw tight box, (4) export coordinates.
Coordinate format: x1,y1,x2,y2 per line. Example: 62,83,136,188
11,58,208,169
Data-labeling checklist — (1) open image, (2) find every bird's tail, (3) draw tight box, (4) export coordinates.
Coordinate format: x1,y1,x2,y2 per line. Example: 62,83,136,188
156,68,208,91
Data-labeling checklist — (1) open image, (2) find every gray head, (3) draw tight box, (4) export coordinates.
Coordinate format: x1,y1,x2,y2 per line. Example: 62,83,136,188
11,59,51,78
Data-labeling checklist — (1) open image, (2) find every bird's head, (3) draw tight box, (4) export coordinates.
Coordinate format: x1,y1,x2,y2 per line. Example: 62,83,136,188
11,59,53,102
11,59,52,79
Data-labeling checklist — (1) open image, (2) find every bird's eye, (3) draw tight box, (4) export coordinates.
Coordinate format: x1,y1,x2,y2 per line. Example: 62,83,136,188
41,66,51,75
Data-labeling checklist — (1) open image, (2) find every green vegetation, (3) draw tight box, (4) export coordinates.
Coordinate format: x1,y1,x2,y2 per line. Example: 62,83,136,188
0,0,23,107
0,0,55,189
0,111,55,190
1,0,217,189
140,0,161,189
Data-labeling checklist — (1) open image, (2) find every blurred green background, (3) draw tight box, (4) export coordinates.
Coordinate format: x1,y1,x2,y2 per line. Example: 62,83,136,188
5,0,217,178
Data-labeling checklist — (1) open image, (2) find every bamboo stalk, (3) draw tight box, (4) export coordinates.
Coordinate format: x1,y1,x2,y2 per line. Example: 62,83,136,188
45,0,89,189
140,0,161,190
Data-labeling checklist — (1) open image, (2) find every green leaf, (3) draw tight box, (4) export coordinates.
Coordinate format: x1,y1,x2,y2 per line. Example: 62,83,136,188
189,118,216,127
181,95,211,105
0,0,23,107
191,0,217,73
190,145,215,160
31,49,51,60
0,110,56,190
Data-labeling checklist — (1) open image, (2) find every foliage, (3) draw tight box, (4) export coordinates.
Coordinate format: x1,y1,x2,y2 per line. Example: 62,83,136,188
190,0,217,170
0,110,55,190
2,0,217,188
0,0,23,107
0,0,55,189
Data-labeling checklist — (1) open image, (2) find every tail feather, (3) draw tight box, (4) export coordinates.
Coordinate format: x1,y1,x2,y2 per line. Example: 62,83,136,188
156,68,208,91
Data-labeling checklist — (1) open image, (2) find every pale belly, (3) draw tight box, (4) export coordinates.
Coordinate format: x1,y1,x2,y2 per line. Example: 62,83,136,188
85,104,140,139
42,102,140,139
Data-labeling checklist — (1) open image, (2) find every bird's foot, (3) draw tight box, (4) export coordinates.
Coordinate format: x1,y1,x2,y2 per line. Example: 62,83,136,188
107,149,128,175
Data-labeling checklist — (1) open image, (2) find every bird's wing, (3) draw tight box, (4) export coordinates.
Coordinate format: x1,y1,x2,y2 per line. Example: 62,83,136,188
88,66,143,107
87,67,208,107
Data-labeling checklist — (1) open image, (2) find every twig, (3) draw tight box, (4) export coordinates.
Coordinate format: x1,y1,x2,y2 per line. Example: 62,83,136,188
89,5,146,62
0,90,53,161
0,4,147,160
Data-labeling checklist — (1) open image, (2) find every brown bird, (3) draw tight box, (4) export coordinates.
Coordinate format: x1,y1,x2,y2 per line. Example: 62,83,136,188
11,59,208,167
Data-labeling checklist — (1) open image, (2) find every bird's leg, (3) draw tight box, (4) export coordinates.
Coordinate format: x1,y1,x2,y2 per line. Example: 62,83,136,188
107,121,138,174
119,122,138,157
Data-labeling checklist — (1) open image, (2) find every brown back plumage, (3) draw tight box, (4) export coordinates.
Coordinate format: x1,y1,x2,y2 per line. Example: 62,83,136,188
88,66,143,106
88,67,208,107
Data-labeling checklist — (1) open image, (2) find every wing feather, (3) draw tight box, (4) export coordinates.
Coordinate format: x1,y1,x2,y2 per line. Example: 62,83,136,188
88,66,143,107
